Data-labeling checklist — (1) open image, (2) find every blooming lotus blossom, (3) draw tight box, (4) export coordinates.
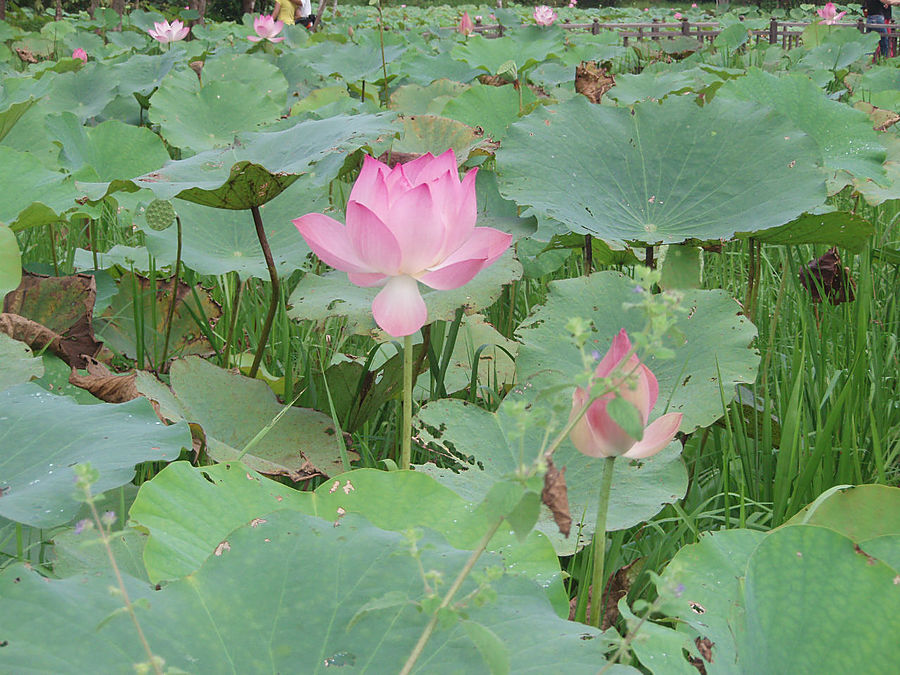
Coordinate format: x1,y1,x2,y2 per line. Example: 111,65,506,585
533,5,558,26
568,0,577,7
475,14,482,21
569,329,683,459
817,2,846,24
457,11,474,36
72,48,87,62
148,19,190,43
691,3,697,7
248,14,285,42
293,150,512,337
674,12,683,19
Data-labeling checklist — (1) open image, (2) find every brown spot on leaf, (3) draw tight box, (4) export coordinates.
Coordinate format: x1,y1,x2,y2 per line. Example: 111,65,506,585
575,62,615,103
214,541,230,556
68,357,138,403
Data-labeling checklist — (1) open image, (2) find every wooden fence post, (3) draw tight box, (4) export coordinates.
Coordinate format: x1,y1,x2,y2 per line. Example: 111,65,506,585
681,18,690,36
592,18,600,35
769,18,777,44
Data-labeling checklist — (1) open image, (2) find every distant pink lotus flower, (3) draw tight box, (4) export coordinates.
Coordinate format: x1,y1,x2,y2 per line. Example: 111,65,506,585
248,14,284,42
643,7,649,11
817,2,846,24
533,5,558,26
691,2,698,7
72,48,87,62
293,150,511,337
148,18,190,43
568,0,577,6
569,329,683,459
475,14,482,21
674,12,683,19
457,11,474,36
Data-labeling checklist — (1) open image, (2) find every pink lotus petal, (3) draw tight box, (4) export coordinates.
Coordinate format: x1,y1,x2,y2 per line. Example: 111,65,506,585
432,227,511,271
569,387,604,456
348,155,391,218
247,35,263,42
595,328,632,378
372,275,427,336
348,271,388,287
623,413,682,459
345,201,403,275
401,149,457,186
418,257,487,290
584,394,637,455
292,213,371,274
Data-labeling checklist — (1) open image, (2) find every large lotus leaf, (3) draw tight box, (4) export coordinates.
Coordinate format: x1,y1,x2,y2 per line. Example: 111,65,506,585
0,383,189,528
398,49,484,86
0,146,78,231
0,333,42,391
390,79,469,115
95,272,221,368
89,113,396,208
717,68,885,184
0,512,636,674
854,134,900,206
741,525,900,673
416,394,688,555
798,26,877,71
557,32,628,66
606,68,718,105
441,82,537,141
496,95,826,245
475,169,538,241
149,76,286,153
393,114,487,160
140,176,325,279
45,112,170,184
655,528,765,670
51,526,149,582
743,209,875,251
109,50,180,99
452,28,563,74
287,248,523,337
0,225,20,299
0,85,38,142
516,272,759,433
848,65,900,110
136,356,352,481
0,100,60,170
785,484,900,541
304,41,406,83
130,462,567,616
39,64,118,121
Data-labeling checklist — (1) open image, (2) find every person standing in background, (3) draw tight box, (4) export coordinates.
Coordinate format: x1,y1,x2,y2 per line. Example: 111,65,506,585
271,0,314,28
866,0,900,58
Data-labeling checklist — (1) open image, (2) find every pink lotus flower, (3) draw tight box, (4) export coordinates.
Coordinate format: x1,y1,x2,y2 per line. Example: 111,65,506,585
147,19,190,43
293,150,512,337
568,0,577,6
475,14,482,21
691,3,698,7
674,12,683,19
533,5,558,26
248,14,285,42
569,329,683,459
816,2,846,24
457,11,474,36
72,48,87,62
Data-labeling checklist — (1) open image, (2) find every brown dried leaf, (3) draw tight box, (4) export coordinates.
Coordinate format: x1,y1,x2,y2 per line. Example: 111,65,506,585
0,313,68,361
575,61,616,104
15,47,38,64
68,357,138,403
375,151,422,167
541,458,571,537
799,247,856,305
3,272,101,368
568,558,644,629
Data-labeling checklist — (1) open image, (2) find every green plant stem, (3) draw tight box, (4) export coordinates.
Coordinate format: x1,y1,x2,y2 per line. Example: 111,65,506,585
47,222,60,275
160,215,182,368
588,455,616,628
399,516,505,675
377,3,389,106
222,275,244,368
248,205,280,379
89,218,99,270
401,333,413,470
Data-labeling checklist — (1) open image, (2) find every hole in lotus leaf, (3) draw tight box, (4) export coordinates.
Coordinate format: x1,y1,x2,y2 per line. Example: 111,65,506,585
689,601,706,614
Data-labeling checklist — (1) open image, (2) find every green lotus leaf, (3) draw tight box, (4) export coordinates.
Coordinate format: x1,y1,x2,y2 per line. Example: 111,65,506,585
415,394,688,555
785,484,900,541
0,511,636,674
0,81,40,142
0,224,21,300
135,356,353,482
0,146,78,231
516,271,760,433
496,95,826,245
88,113,396,208
606,68,718,105
39,63,119,121
398,49,484,86
798,26,877,71
140,176,325,279
148,61,288,152
742,209,875,251
51,526,149,582
109,50,180,100
0,383,189,528
453,26,564,75
393,113,488,160
442,82,538,140
302,39,406,83
717,68,886,184
847,64,900,110
390,79,469,115
45,112,170,190
287,248,522,337
0,333,42,392
130,461,567,616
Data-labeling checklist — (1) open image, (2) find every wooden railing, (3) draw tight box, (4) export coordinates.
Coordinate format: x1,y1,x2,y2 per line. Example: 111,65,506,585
470,17,895,52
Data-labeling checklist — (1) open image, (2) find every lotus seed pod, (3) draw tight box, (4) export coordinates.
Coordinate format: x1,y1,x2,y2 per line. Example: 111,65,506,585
145,199,176,231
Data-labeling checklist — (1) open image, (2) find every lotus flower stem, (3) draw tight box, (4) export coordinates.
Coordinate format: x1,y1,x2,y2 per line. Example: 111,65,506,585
161,215,183,367
588,455,616,628
222,275,244,369
249,205,281,379
401,333,413,469
400,516,505,675
47,222,59,276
